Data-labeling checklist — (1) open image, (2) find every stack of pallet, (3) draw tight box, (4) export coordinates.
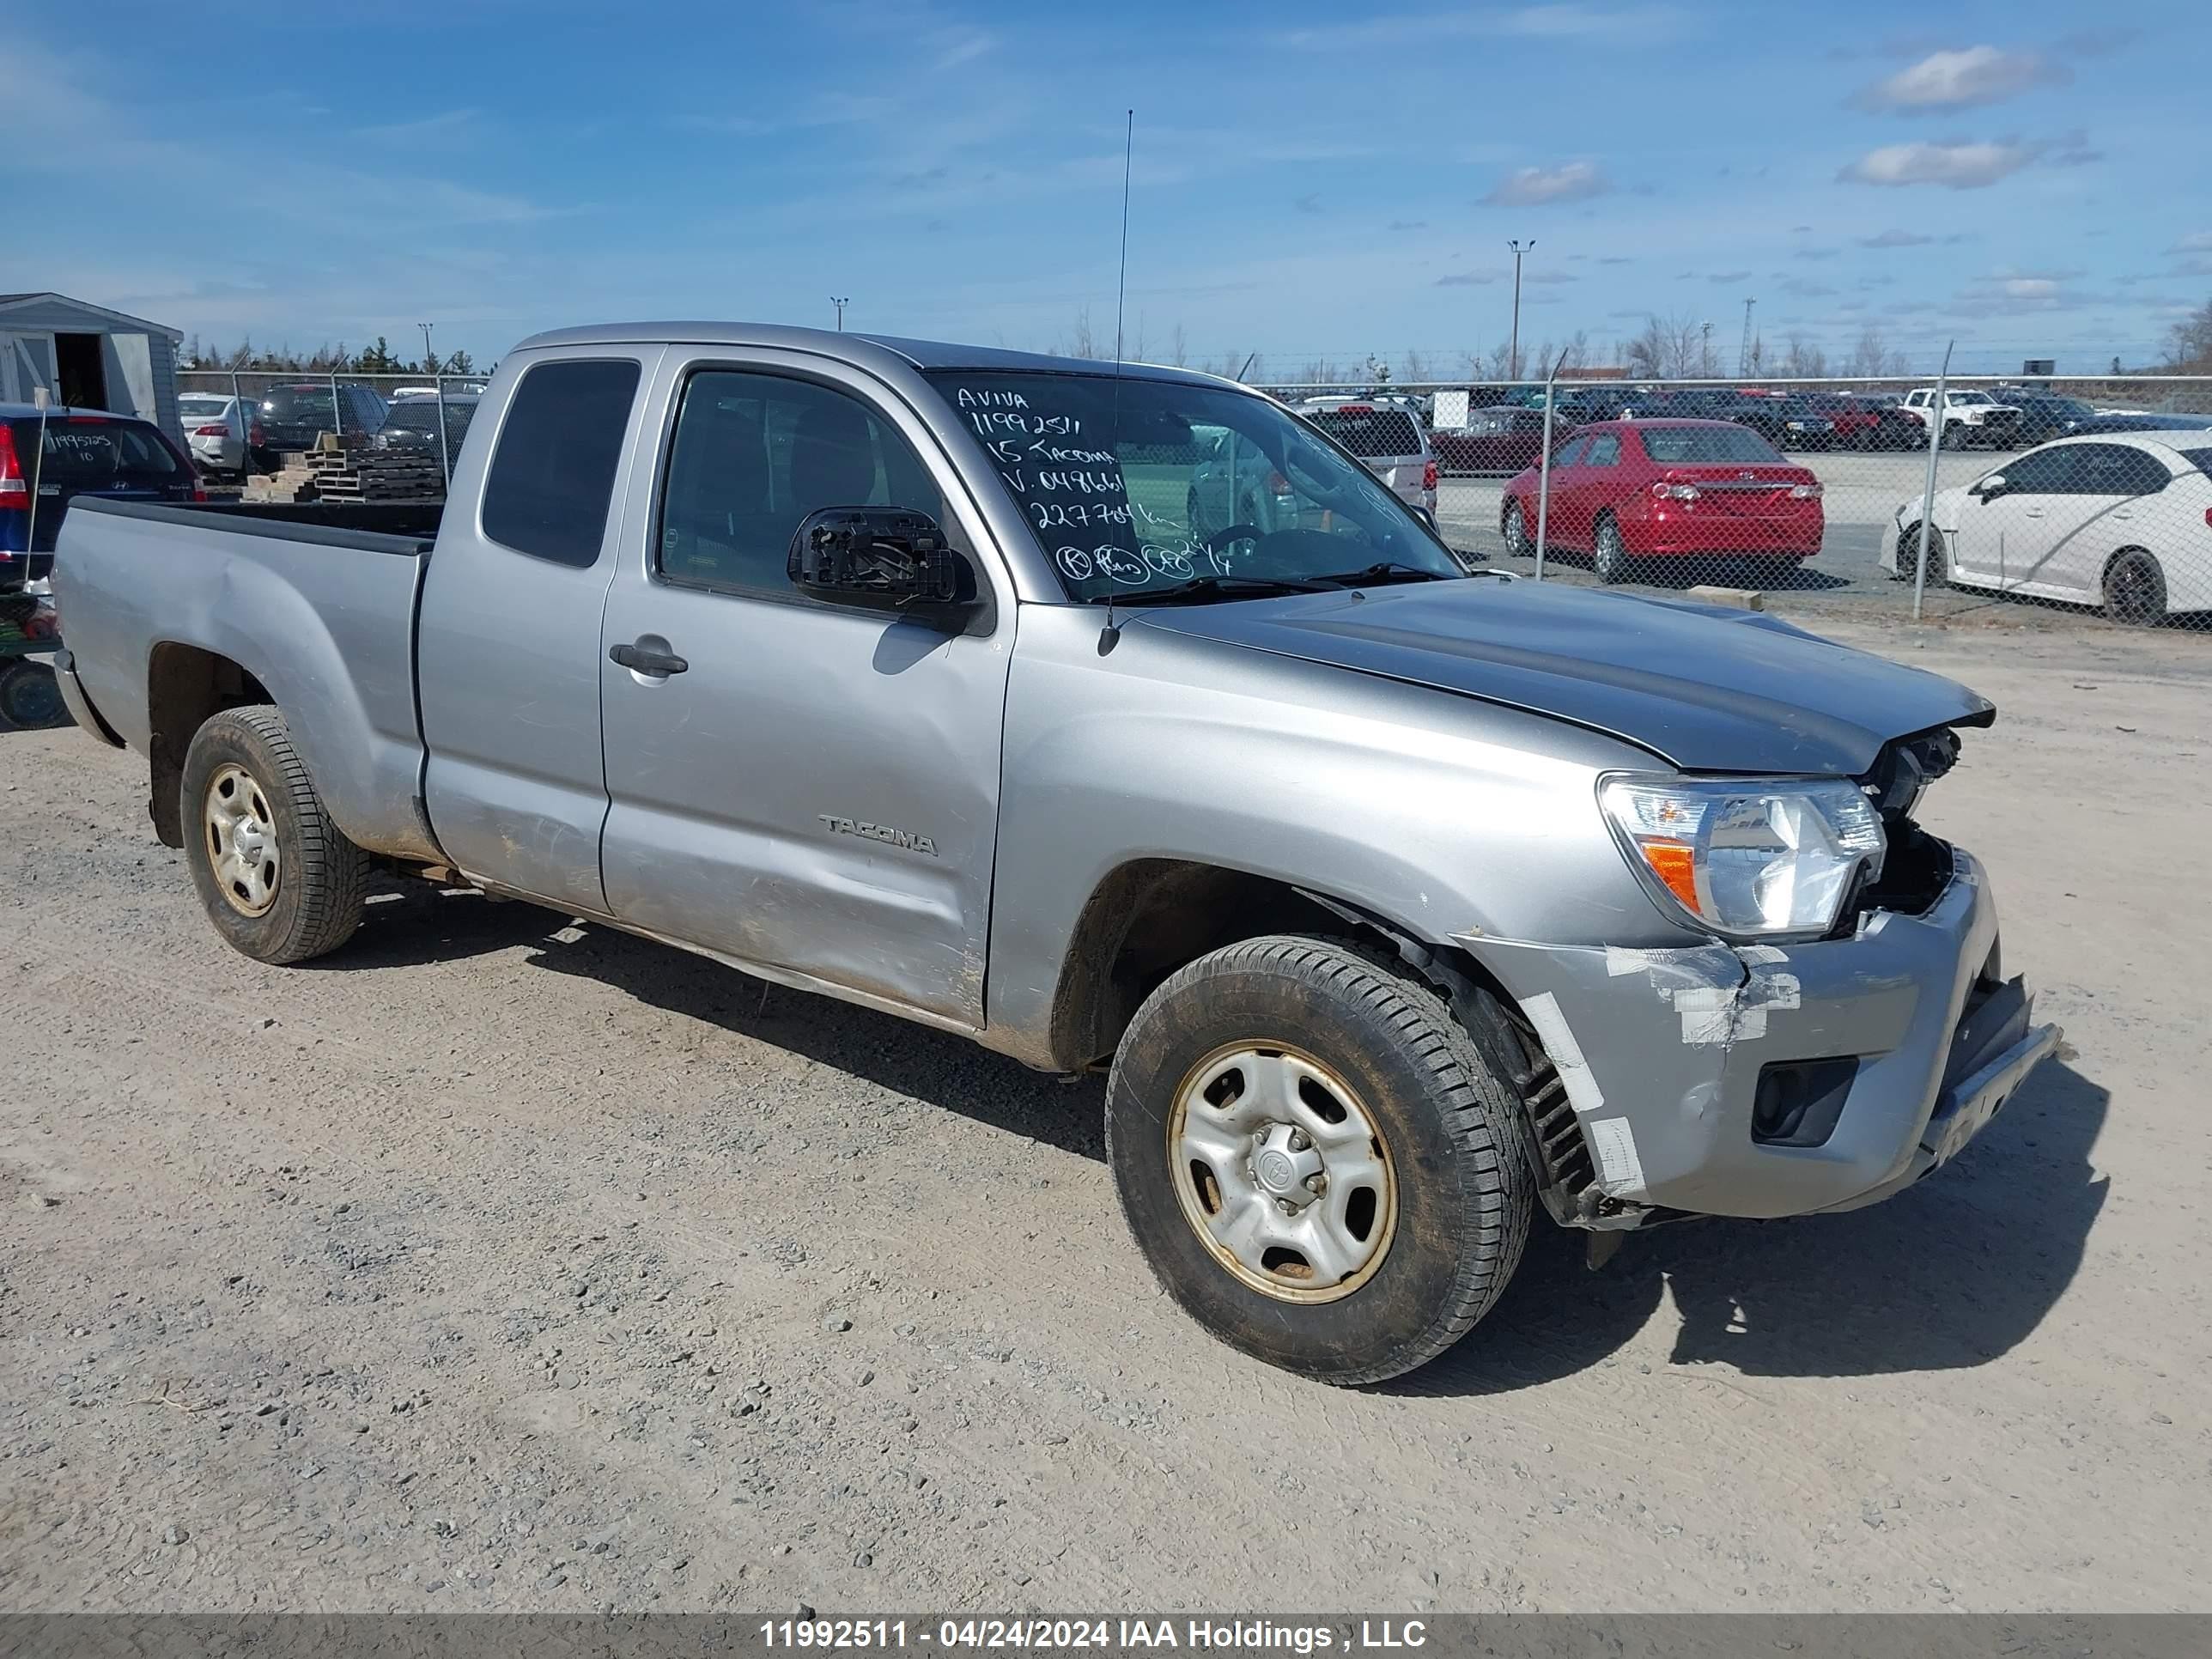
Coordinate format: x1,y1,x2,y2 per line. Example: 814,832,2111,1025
241,436,446,505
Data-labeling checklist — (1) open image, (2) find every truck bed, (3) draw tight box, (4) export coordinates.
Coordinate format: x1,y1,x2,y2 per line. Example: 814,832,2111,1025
54,498,444,863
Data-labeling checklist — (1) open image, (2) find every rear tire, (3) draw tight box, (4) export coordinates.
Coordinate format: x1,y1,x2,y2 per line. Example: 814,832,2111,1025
2102,550,2166,627
1592,514,1632,583
1105,935,1534,1386
180,704,370,964
0,661,67,730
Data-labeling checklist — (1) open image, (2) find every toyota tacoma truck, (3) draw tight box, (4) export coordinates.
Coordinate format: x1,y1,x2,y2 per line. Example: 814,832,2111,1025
50,324,2058,1384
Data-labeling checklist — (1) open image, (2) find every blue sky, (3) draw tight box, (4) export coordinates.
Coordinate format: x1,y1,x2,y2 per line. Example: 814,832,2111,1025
8,0,2207,375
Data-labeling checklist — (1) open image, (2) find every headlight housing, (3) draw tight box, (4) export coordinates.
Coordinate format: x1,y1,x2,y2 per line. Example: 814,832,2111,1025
1599,775,1886,939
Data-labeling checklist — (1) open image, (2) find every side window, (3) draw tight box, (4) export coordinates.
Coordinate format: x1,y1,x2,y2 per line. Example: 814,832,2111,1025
1991,450,2068,495
657,369,944,595
2102,447,2172,497
1583,434,1621,468
1553,435,1591,467
481,359,641,568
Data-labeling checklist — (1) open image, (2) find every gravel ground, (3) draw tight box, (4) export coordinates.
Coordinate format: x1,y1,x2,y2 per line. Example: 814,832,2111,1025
2,616,2208,1613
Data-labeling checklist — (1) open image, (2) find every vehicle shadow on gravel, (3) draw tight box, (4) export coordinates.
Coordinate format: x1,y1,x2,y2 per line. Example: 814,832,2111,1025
1396,1058,2108,1395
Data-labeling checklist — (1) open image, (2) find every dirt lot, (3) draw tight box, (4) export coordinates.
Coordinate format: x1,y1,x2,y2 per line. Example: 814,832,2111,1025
3,614,2209,1614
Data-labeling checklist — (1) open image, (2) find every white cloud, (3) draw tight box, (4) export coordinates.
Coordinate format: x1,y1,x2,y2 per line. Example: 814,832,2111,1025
2171,232,2212,253
1280,5,1675,49
1838,141,2039,190
1481,161,1611,206
1851,46,2067,112
1857,228,1936,247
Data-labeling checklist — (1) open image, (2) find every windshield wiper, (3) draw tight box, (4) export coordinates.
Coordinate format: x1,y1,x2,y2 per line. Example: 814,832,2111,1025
1314,561,1454,586
1086,575,1340,607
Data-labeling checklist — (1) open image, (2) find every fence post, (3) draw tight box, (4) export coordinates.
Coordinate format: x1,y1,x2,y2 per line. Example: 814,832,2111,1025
434,374,453,487
232,371,246,474
1532,352,1566,580
329,372,343,441
1911,340,1954,622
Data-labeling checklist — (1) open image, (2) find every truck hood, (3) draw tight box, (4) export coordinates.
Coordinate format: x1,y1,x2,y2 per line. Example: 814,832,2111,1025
1133,579,1994,774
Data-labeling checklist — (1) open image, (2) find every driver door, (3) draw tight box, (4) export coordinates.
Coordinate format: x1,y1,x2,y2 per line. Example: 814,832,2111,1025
1948,448,2078,587
594,350,1016,1027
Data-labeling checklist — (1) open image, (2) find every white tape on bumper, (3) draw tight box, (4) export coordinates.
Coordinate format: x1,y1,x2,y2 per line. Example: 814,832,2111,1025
1518,991,1605,1116
1583,1116,1649,1199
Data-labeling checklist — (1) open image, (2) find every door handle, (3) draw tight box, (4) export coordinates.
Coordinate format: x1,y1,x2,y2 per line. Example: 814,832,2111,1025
2022,509,2046,519
609,641,689,676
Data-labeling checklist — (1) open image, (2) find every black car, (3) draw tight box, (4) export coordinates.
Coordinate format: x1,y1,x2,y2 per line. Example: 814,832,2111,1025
1728,393,1839,451
1552,386,1645,426
2002,392,2100,447
247,383,389,469
2070,410,2212,437
373,393,479,460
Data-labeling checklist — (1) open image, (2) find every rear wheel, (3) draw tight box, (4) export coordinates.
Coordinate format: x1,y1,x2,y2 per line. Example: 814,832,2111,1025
2102,550,2166,627
1592,514,1633,583
1105,935,1534,1386
180,705,370,964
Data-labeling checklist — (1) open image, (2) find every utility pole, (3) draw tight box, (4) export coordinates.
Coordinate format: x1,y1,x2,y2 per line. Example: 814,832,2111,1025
1507,240,1533,380
1700,319,1714,377
830,296,850,331
1738,298,1756,377
417,322,435,374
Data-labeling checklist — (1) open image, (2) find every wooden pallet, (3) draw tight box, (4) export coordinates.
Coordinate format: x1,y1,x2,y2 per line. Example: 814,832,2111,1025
246,447,447,504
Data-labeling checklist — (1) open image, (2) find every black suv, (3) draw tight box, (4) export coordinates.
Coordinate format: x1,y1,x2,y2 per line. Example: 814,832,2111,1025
247,383,389,469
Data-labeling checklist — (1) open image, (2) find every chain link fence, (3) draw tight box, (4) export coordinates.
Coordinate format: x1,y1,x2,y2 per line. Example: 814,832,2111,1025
176,370,486,487
1260,374,2212,632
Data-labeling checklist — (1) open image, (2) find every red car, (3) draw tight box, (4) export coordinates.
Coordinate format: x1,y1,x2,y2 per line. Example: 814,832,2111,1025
1497,419,1824,583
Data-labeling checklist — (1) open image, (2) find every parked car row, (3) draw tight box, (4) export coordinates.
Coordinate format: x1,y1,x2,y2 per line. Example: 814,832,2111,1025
173,382,486,476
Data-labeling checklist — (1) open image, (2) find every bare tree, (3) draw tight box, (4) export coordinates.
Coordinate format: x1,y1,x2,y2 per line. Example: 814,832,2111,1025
1401,348,1430,383
2165,297,2212,371
1778,332,1829,378
1061,307,1099,360
1559,331,1591,374
1623,312,1706,379
1167,324,1188,368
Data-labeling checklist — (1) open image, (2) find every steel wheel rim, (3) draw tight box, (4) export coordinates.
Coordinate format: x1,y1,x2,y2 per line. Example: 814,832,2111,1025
2109,557,2157,622
1165,1041,1398,1304
1504,501,1526,554
204,763,281,917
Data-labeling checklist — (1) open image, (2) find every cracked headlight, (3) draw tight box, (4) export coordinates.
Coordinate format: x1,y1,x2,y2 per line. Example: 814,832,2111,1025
1599,775,1886,939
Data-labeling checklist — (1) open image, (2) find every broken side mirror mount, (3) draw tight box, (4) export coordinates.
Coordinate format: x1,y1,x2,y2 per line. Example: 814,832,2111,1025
787,507,970,611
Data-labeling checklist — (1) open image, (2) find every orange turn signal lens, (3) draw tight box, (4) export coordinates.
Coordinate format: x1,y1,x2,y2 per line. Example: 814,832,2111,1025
1639,841,1700,912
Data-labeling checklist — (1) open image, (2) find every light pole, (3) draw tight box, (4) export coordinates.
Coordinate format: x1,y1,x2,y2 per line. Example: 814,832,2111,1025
418,322,435,374
1700,319,1714,377
1507,240,1533,381
830,296,850,331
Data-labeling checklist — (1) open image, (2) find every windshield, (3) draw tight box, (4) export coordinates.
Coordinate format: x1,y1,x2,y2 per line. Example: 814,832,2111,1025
923,371,1461,601
1640,424,1787,464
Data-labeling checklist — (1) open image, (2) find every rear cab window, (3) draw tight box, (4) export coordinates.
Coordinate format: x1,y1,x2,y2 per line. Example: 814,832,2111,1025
480,359,643,567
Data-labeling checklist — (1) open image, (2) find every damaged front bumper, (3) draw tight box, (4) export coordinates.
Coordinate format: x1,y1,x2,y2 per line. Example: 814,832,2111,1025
1462,847,2060,1221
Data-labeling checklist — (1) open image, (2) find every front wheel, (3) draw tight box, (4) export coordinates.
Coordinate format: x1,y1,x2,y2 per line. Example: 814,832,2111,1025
1896,524,1947,586
1105,935,1534,1386
180,704,371,964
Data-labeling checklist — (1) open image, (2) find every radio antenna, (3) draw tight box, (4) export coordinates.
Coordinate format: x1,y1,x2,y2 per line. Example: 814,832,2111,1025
1114,108,1133,368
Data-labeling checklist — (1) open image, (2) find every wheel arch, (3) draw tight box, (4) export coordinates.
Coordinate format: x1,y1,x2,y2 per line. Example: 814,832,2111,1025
145,642,271,848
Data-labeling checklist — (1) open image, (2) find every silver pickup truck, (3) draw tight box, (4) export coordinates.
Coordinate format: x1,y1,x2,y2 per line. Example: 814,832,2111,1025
52,324,2057,1384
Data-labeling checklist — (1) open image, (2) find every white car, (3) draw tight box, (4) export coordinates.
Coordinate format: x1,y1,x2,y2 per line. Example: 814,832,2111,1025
1885,430,2212,623
176,392,247,474
1899,387,2023,450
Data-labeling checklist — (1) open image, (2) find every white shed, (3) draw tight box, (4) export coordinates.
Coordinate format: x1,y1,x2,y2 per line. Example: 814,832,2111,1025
0,292,185,443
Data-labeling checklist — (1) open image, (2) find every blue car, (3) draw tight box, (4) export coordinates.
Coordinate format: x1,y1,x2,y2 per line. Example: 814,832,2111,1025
1,404,202,586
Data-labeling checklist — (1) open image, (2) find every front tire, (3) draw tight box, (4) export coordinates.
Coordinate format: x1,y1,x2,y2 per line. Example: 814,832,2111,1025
1592,514,1633,583
1105,935,1534,1386
1896,524,1947,586
180,704,370,964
